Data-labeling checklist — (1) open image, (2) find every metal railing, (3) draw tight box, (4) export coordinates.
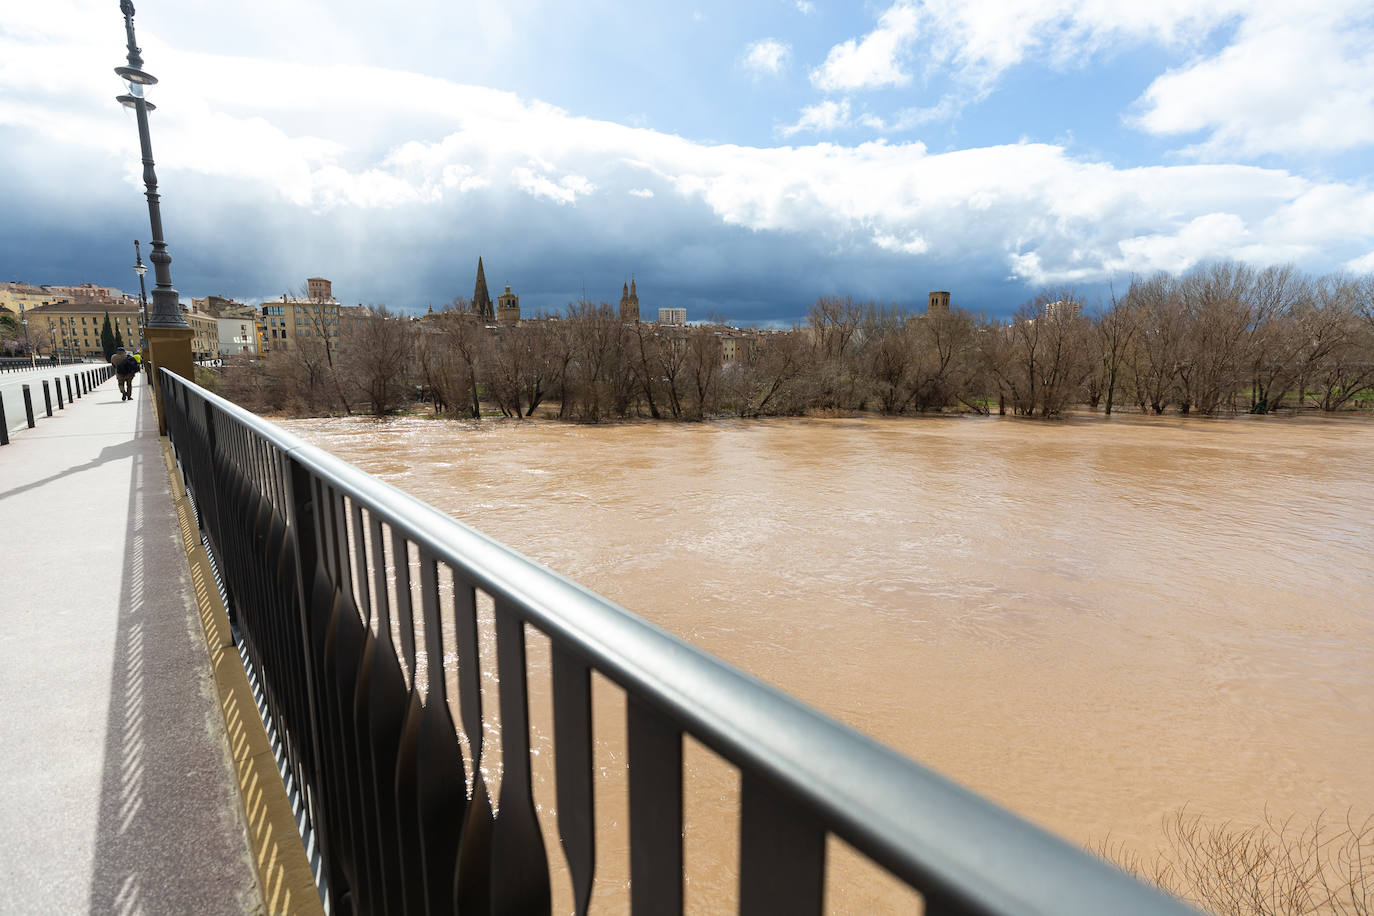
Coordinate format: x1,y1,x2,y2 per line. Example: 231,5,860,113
159,369,1196,916
0,356,90,372
1,365,112,444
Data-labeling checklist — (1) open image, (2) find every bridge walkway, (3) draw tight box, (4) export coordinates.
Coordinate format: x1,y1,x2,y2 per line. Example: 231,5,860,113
0,372,265,914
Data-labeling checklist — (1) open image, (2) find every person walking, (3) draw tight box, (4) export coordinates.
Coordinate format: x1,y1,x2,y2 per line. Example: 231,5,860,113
112,347,139,401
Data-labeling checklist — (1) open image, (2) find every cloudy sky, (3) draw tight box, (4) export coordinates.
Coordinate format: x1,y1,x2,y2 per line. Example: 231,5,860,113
2,0,1372,322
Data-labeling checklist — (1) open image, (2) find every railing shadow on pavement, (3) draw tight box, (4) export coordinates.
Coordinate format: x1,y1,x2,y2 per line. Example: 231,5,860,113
87,390,261,916
159,369,1200,916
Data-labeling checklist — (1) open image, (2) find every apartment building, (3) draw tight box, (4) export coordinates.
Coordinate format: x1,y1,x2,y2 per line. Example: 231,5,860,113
217,306,260,357
24,301,143,358
260,277,341,353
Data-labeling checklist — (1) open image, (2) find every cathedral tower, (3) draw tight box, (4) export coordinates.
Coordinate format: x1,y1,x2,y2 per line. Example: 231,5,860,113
619,278,640,322
497,284,520,325
472,257,494,322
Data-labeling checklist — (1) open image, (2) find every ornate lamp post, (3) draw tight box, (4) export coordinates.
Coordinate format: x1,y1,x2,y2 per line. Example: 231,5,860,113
115,0,191,429
19,304,32,365
132,239,149,358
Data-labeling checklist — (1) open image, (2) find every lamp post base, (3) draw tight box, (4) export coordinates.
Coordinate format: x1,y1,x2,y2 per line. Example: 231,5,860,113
145,325,194,435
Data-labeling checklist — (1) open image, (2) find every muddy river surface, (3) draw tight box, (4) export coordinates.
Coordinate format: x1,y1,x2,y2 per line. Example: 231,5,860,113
280,412,1374,911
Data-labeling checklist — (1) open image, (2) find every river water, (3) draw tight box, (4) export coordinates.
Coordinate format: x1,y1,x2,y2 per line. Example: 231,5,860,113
281,412,1374,912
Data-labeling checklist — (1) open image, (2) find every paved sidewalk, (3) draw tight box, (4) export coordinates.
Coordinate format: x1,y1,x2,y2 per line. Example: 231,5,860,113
0,374,264,914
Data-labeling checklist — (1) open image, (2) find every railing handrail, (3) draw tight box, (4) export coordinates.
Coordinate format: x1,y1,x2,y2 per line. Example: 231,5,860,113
161,369,1197,915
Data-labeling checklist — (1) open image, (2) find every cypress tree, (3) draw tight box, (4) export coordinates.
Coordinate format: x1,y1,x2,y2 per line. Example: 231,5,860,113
114,327,125,350
100,311,116,359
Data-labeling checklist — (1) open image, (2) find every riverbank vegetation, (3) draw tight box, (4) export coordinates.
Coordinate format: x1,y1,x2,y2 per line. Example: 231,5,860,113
211,262,1374,421
1101,808,1373,916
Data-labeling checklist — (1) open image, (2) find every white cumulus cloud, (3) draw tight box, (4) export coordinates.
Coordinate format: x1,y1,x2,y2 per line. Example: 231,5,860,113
1346,251,1374,274
1130,3,1374,158
780,99,853,136
808,0,1374,157
811,1,920,91
742,38,792,77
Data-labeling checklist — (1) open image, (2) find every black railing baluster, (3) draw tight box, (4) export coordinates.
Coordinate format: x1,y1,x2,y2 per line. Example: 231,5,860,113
360,511,407,912
552,646,595,916
490,607,551,914
284,455,342,911
345,500,388,915
389,528,427,915
298,474,355,911
403,552,467,916
628,697,683,916
21,385,33,428
323,486,374,911
738,774,825,916
56,380,63,410
42,381,51,417
453,581,493,915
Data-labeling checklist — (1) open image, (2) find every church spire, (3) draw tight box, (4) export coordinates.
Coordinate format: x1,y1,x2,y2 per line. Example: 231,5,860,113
473,256,493,322
619,276,640,323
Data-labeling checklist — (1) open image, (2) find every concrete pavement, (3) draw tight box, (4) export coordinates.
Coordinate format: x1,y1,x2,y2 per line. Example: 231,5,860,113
0,372,264,914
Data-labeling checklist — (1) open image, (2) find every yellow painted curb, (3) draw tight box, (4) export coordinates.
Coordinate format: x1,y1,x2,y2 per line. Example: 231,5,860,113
162,440,324,916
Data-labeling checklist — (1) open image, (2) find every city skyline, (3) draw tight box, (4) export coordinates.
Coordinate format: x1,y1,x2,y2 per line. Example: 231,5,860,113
1,1,1372,322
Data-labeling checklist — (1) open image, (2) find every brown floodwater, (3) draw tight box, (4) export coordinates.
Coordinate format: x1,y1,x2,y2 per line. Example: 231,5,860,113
280,412,1374,912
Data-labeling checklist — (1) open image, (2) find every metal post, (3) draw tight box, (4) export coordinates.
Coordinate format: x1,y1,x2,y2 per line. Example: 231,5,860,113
134,239,149,351
0,397,8,445
42,381,52,417
55,379,64,410
66,376,73,402
22,385,35,428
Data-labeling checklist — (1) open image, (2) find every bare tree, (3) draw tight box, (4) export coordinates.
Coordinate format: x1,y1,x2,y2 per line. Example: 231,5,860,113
628,320,665,419
1001,290,1091,417
865,305,917,413
1127,273,1187,414
807,295,867,410
343,306,413,415
1101,808,1373,916
1300,276,1374,410
684,325,722,419
564,301,626,421
1179,263,1256,415
1091,287,1139,415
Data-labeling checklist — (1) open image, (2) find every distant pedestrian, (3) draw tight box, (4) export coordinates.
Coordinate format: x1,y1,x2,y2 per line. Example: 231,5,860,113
112,347,138,401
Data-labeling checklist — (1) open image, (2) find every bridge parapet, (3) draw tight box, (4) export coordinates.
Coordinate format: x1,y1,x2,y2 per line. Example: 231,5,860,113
160,369,1198,916
1,364,112,444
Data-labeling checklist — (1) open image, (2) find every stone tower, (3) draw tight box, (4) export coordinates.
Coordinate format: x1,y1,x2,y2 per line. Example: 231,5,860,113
307,277,333,301
472,257,494,322
928,291,951,314
497,284,520,325
619,279,640,322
